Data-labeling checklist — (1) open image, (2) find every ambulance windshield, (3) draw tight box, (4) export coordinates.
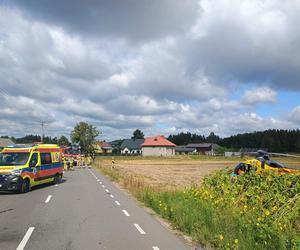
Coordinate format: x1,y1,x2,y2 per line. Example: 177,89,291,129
0,152,30,166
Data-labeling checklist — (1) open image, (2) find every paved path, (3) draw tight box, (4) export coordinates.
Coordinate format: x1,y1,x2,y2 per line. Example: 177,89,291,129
0,167,190,250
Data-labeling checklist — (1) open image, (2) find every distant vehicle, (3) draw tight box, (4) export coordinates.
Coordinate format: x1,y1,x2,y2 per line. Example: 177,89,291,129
232,151,300,176
61,147,82,159
0,144,63,193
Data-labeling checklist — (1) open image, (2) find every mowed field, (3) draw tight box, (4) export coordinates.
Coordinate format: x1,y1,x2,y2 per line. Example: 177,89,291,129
94,155,300,189
95,156,239,189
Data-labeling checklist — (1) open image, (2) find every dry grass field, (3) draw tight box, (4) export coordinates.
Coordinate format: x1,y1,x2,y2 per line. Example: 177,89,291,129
94,156,240,189
94,155,300,189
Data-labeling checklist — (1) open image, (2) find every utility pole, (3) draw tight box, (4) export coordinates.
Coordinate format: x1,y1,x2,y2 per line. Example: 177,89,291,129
40,121,45,143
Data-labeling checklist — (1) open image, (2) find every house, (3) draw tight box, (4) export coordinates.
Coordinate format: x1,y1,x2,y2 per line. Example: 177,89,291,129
185,143,221,156
0,138,14,150
120,139,144,155
175,146,197,155
95,141,113,154
142,136,175,156
109,140,124,154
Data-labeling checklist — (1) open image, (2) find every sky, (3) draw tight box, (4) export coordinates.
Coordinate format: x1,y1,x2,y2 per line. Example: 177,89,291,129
0,0,299,141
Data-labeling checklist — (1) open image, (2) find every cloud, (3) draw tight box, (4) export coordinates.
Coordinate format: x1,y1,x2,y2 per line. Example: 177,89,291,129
9,0,199,43
185,0,300,91
0,2,299,140
289,106,300,125
241,87,277,105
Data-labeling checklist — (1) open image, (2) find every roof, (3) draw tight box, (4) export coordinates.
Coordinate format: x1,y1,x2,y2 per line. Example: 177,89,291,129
175,146,196,152
186,143,220,149
120,139,145,150
101,142,112,149
0,138,14,148
96,141,112,149
142,136,176,147
186,143,212,148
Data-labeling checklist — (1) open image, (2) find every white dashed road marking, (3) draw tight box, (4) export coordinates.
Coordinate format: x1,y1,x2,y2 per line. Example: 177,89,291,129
152,247,160,250
115,201,120,206
122,209,130,217
45,195,52,204
102,185,105,188
16,227,35,250
110,194,114,198
134,224,146,235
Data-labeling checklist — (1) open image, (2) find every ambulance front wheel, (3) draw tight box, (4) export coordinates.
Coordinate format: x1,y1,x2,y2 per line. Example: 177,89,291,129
19,179,30,193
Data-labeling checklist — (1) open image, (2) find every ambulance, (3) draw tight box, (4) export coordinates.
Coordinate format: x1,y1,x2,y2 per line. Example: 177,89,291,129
0,144,63,193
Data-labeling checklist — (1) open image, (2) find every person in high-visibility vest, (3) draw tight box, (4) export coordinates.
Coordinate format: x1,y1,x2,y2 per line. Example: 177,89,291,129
111,157,115,168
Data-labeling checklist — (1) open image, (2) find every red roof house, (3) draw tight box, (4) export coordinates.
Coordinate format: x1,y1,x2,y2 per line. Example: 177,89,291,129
141,136,175,156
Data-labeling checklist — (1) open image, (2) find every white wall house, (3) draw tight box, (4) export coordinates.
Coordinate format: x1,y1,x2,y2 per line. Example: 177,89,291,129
141,136,176,157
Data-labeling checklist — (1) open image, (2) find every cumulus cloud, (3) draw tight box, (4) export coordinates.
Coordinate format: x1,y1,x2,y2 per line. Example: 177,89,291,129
289,106,300,125
0,1,299,140
241,87,277,105
9,0,199,43
186,0,300,90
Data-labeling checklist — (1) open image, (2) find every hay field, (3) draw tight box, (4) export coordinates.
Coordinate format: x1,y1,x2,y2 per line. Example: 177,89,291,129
94,156,240,189
94,155,300,189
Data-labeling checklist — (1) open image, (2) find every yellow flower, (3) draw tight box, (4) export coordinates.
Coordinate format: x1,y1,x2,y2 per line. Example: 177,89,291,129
265,210,270,216
219,234,224,241
234,239,239,244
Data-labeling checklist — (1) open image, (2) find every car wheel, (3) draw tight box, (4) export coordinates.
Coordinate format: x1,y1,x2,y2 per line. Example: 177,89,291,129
20,179,30,193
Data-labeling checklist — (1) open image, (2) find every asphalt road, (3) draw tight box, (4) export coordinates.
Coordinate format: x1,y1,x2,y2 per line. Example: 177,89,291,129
0,167,191,250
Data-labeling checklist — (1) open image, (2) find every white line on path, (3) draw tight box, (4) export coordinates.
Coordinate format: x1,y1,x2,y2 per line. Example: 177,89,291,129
16,227,35,250
100,182,102,184
102,185,105,188
45,195,52,204
152,247,160,250
105,189,109,193
134,224,146,235
122,209,130,217
115,200,120,206
55,184,58,187
110,194,114,198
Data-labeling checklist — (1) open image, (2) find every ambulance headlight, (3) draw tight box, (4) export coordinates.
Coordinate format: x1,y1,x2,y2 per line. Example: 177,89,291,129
11,169,22,176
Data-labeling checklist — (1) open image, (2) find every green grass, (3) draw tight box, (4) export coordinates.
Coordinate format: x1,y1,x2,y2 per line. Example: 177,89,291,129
139,171,300,249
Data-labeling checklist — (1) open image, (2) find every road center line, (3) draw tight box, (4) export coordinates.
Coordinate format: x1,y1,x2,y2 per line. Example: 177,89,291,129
122,209,130,216
134,224,146,235
115,200,120,206
99,182,102,184
110,194,114,198
105,189,109,193
102,185,105,188
152,247,160,250
16,227,35,250
45,195,52,204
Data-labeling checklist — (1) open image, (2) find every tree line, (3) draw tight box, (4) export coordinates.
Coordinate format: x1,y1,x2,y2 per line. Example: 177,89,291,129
3,127,300,154
167,129,300,153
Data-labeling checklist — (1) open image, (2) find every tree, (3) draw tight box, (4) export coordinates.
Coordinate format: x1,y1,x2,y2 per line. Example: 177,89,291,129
71,122,100,156
206,132,220,144
131,129,144,139
58,135,70,146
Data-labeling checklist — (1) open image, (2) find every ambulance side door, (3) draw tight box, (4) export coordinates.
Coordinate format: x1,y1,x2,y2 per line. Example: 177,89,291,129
29,152,40,181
